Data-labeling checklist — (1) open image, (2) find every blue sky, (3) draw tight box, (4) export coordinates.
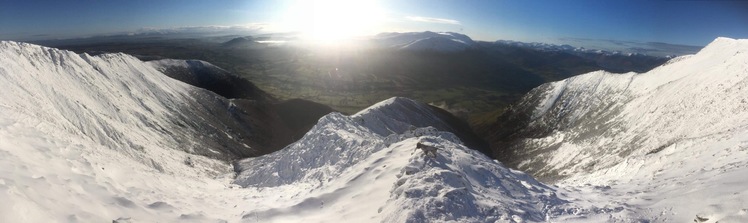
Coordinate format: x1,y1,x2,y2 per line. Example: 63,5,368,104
1,0,746,46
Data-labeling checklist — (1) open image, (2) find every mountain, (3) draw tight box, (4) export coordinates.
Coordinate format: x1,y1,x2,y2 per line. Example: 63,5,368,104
373,31,476,52
232,97,592,222
494,40,671,73
496,39,703,58
0,41,263,160
485,37,748,221
148,58,343,155
6,39,745,222
0,41,334,221
147,59,273,101
220,36,265,49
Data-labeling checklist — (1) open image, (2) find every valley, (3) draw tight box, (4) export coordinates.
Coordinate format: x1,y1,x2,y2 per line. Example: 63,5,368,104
42,32,672,122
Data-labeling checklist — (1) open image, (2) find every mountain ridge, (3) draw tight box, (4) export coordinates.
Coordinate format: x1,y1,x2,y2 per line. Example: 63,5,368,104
2,38,747,222
489,37,748,180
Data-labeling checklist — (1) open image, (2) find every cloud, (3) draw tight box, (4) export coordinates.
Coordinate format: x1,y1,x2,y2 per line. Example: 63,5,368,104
405,16,461,25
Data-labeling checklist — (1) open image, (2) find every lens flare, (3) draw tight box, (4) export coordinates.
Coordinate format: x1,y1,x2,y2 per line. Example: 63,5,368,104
284,0,384,43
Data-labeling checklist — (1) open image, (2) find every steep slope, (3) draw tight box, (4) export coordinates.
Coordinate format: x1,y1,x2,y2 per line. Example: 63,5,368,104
486,37,748,222
147,59,273,101
148,59,336,155
0,40,270,222
0,41,266,160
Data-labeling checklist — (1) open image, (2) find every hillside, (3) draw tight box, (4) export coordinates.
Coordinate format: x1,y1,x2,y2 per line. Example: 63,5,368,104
485,37,748,222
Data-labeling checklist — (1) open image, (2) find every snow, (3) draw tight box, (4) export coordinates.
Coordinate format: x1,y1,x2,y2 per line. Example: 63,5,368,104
495,39,701,58
2,41,581,222
352,97,457,136
372,31,475,52
234,115,574,222
399,36,471,52
2,37,748,222
147,59,226,73
503,37,748,222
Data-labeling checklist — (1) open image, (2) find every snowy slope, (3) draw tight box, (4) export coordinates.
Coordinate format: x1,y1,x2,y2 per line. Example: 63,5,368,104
0,41,270,159
232,97,666,222
233,107,587,222
490,37,748,222
0,41,272,222
147,59,273,101
0,42,586,222
373,31,475,52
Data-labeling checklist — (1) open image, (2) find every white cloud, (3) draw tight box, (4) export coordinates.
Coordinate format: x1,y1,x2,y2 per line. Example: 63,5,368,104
405,16,461,25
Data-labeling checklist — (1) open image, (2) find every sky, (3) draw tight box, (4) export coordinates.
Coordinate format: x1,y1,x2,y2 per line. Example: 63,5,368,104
1,0,747,46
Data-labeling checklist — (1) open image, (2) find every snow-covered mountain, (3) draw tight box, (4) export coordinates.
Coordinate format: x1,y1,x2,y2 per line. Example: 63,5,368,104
492,39,674,73
0,41,625,222
495,39,649,56
373,32,476,52
0,41,568,222
0,40,265,221
2,38,747,222
147,59,272,101
488,37,748,221
495,39,702,58
231,98,606,222
0,41,266,160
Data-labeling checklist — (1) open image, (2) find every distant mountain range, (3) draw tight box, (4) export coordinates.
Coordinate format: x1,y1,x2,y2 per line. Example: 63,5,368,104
495,39,702,58
372,31,477,52
369,31,701,58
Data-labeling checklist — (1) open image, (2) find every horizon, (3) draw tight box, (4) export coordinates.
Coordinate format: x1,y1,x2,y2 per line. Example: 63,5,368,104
1,0,747,46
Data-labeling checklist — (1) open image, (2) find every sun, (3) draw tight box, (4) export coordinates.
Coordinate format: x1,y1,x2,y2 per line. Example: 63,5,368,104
284,0,383,43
